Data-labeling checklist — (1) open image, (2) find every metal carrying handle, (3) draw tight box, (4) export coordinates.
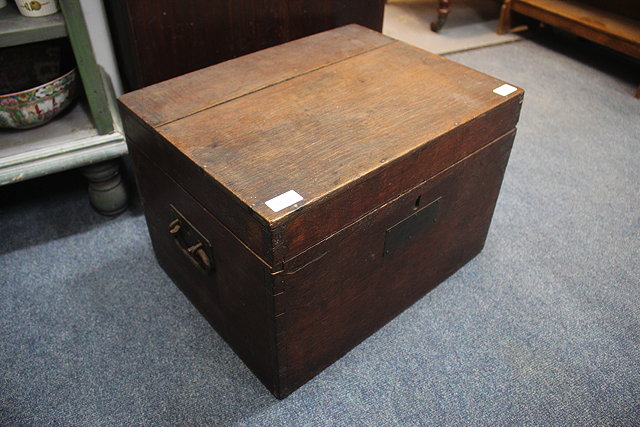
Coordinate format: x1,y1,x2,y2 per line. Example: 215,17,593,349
168,218,213,272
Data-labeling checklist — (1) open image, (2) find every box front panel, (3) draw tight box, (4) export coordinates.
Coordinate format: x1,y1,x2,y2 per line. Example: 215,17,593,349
276,130,516,396
129,147,279,393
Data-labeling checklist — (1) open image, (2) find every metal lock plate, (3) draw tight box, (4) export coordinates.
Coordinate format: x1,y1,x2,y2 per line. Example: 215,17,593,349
383,197,441,256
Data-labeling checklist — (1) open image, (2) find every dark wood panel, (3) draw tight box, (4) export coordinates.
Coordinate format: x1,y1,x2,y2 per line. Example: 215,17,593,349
105,0,385,91
277,130,516,397
285,0,385,39
579,0,640,21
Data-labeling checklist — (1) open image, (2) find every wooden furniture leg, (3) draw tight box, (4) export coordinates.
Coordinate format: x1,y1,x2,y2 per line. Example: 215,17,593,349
431,0,452,32
497,0,512,34
82,160,128,216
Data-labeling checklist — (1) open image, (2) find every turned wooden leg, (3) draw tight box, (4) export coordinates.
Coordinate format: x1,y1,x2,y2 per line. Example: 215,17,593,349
431,0,452,32
82,160,128,216
497,0,512,34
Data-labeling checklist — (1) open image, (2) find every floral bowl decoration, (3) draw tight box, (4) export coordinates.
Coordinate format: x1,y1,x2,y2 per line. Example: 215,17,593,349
0,68,77,129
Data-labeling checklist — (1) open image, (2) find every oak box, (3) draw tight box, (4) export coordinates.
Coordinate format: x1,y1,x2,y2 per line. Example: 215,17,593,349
119,25,524,399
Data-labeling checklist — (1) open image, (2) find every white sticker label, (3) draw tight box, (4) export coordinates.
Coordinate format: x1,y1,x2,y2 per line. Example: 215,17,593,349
493,84,517,97
265,190,303,213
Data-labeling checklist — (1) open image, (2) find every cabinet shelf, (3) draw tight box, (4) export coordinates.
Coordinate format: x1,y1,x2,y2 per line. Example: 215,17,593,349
0,100,126,185
0,5,67,48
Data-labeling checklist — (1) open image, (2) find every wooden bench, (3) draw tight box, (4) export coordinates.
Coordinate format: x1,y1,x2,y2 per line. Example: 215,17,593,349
497,0,640,97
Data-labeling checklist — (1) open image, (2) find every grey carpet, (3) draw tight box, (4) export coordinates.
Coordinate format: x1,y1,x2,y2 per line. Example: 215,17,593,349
1,32,639,425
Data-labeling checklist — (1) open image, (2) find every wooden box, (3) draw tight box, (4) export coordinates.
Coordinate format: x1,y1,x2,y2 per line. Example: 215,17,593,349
119,25,524,399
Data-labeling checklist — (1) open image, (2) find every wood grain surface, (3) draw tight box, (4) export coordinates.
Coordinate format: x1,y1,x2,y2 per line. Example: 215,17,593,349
505,0,640,59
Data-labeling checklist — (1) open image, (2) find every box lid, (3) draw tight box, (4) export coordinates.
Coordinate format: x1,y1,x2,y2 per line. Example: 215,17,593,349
120,25,523,267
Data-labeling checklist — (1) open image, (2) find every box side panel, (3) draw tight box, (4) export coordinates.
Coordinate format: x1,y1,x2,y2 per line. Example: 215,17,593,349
118,24,393,127
276,130,516,397
129,146,280,395
121,109,274,265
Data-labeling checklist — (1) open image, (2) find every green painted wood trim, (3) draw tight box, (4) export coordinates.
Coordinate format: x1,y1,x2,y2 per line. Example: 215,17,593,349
59,0,114,135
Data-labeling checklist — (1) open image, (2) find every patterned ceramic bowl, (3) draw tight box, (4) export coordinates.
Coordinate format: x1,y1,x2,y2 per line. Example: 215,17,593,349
0,68,77,129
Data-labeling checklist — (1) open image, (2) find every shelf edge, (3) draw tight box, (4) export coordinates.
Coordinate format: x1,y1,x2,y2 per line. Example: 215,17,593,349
0,8,67,48
0,135,127,185
0,131,124,169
